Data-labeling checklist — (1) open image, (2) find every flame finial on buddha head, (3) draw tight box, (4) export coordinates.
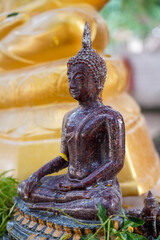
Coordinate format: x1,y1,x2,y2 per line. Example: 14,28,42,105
82,22,92,48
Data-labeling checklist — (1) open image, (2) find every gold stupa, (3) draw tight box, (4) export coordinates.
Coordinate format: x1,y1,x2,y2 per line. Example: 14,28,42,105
0,0,159,196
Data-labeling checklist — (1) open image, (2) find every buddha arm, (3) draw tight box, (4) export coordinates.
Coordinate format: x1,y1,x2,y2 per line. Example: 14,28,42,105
30,156,68,182
31,115,69,181
18,155,68,199
81,110,125,187
18,116,69,199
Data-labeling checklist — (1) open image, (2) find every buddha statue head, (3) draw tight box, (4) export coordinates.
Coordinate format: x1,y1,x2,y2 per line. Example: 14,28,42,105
67,22,107,103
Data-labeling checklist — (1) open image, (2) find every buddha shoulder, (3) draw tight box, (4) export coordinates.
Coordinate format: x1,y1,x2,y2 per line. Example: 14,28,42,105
62,107,78,127
105,105,123,116
101,105,124,124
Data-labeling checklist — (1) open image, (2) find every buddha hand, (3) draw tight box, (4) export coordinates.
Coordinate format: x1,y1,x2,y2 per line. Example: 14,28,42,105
59,180,83,191
17,173,39,200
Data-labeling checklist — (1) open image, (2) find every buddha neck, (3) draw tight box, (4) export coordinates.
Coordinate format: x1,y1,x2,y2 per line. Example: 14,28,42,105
78,98,102,110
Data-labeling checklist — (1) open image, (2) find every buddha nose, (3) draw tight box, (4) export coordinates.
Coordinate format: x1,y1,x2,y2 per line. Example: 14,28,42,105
70,78,77,89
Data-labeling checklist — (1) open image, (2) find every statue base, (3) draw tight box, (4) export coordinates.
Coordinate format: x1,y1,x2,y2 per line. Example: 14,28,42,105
6,198,107,240
6,191,160,239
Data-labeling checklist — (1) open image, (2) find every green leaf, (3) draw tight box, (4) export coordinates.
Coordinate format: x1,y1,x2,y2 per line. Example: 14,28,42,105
115,231,147,240
81,234,100,240
60,234,70,240
126,232,137,240
123,216,144,229
97,202,108,239
81,235,89,240
97,202,108,224
126,232,147,240
110,225,117,235
121,208,126,217
128,217,144,226
116,232,128,240
7,12,19,17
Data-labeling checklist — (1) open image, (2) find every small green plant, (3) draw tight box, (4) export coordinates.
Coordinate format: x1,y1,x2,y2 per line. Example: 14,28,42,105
81,204,147,240
0,170,19,237
57,203,147,240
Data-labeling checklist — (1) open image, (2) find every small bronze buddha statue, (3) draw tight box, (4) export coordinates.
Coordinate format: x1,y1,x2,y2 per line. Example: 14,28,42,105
18,22,125,220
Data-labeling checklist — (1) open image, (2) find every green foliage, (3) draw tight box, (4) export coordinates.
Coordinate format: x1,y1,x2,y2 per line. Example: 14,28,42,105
81,234,100,240
115,232,147,239
123,216,144,229
97,202,108,237
101,0,160,39
79,203,147,240
57,203,147,240
0,171,19,237
60,234,71,240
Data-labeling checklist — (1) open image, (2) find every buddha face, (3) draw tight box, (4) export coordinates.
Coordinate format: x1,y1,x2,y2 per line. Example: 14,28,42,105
68,63,99,102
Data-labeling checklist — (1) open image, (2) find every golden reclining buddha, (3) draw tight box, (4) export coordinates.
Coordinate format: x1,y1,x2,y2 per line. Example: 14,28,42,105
0,0,159,196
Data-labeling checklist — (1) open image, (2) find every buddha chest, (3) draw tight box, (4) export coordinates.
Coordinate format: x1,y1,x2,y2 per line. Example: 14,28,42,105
65,108,108,179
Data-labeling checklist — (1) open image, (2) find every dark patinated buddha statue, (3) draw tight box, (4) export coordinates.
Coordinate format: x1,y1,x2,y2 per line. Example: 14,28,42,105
18,22,125,220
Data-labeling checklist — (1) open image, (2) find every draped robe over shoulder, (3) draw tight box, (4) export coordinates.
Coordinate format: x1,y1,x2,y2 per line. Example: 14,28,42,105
26,105,124,219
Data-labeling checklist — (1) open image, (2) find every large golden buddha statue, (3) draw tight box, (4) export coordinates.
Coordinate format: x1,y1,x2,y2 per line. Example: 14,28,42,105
0,0,159,197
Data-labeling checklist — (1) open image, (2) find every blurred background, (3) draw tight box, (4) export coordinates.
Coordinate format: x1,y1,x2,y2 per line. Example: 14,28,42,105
101,0,160,149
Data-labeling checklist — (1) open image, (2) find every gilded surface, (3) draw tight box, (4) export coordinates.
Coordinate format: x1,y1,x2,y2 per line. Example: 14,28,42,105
0,0,109,13
0,57,127,109
0,6,108,72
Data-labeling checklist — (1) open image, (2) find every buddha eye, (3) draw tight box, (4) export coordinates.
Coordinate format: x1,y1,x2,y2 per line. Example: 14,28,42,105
75,74,84,81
